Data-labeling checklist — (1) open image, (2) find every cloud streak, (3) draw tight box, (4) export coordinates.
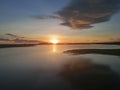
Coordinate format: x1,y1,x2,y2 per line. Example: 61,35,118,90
6,33,24,39
13,39,39,43
0,38,11,41
57,0,120,29
0,33,40,44
30,14,61,20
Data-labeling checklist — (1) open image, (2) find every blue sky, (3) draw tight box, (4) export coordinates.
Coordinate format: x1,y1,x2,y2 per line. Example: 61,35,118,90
0,0,120,43
0,0,69,23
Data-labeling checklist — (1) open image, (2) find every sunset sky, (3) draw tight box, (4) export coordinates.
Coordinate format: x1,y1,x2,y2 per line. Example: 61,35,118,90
0,0,120,44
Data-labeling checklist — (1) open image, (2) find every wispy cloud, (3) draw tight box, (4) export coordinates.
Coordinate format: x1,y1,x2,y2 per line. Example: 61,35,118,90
30,14,61,20
14,39,39,43
109,38,120,42
5,33,24,39
0,33,40,44
30,15,49,20
0,38,11,41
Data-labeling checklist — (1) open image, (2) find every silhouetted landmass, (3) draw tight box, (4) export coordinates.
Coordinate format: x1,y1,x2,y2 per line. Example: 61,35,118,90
88,42,120,45
0,44,36,48
64,49,120,56
0,41,120,48
59,58,120,90
58,42,120,45
38,41,120,45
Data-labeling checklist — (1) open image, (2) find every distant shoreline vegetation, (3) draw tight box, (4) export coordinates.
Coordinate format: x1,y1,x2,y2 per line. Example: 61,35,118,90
0,44,36,48
0,42,120,48
64,49,120,56
58,41,120,45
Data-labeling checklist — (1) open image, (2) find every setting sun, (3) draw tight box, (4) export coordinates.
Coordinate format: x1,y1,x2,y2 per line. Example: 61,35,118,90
50,39,59,44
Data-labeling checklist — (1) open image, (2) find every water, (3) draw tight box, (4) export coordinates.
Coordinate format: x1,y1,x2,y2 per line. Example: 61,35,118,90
0,45,120,90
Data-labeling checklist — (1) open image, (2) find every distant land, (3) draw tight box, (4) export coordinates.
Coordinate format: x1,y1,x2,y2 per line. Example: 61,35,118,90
64,49,120,56
0,44,37,48
0,42,120,48
56,42,120,45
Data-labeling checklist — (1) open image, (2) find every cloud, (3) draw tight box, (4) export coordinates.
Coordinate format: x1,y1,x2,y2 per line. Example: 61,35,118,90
13,39,39,43
6,33,24,39
30,14,61,20
6,33,18,38
0,33,41,44
57,0,120,29
110,38,120,42
30,15,49,20
0,37,38,43
0,38,11,41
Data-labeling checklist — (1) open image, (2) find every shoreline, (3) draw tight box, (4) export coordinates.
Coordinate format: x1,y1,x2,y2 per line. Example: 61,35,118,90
64,49,120,56
0,43,120,48
0,44,36,48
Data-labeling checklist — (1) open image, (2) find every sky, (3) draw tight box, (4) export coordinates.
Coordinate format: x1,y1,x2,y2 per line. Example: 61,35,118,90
0,0,120,44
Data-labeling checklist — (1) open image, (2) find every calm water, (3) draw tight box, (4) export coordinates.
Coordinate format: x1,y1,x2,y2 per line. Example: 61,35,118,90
0,45,120,90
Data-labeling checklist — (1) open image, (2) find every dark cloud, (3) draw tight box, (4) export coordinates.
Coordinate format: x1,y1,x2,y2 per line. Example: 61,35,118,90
13,39,39,43
6,33,18,38
0,38,11,41
57,0,120,29
0,33,40,43
6,33,24,39
0,37,39,43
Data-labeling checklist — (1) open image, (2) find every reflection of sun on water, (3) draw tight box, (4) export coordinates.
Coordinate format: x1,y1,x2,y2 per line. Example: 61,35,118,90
53,45,57,53
50,38,59,53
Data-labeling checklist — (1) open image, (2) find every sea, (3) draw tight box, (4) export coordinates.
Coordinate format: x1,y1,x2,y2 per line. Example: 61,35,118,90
0,45,120,90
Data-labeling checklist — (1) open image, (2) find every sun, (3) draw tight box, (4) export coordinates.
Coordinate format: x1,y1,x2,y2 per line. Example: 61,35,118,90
50,39,59,44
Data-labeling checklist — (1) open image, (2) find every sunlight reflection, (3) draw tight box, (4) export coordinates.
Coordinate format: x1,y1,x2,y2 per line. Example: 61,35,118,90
52,45,57,53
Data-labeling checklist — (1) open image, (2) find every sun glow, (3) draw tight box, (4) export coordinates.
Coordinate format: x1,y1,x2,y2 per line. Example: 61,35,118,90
50,39,59,44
